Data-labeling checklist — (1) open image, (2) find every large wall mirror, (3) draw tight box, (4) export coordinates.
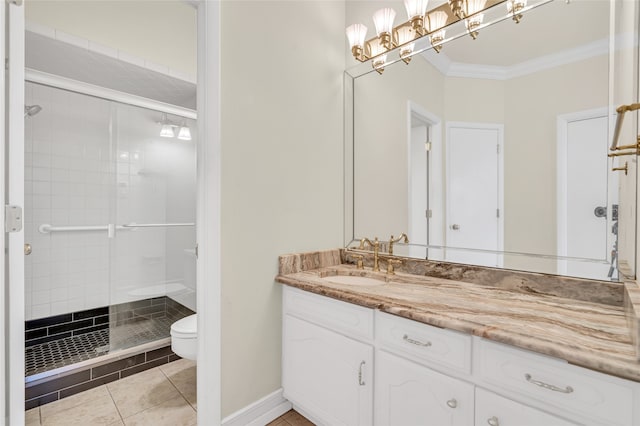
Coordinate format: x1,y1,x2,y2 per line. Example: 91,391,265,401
344,0,639,281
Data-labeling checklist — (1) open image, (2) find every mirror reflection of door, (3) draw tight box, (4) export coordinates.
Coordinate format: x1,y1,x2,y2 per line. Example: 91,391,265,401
445,123,504,267
557,109,615,280
409,119,429,254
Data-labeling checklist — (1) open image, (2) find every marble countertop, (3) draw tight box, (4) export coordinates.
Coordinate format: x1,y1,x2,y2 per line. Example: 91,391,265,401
276,253,640,383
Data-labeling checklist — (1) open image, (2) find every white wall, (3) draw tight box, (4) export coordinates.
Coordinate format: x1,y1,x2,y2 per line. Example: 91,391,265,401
220,1,345,416
25,1,196,78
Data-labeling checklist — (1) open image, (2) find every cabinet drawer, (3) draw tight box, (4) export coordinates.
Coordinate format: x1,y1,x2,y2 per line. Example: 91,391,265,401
474,338,637,426
375,311,472,374
283,286,374,341
475,388,577,426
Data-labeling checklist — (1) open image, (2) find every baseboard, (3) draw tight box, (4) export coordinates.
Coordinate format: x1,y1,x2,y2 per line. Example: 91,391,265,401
222,388,292,426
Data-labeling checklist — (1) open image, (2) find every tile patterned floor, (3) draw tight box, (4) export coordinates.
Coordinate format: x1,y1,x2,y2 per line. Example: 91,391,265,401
25,358,196,426
268,410,315,426
25,357,313,426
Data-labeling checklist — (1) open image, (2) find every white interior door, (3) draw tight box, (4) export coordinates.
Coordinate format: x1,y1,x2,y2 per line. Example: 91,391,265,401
409,124,428,247
3,0,25,424
446,123,503,267
557,110,612,279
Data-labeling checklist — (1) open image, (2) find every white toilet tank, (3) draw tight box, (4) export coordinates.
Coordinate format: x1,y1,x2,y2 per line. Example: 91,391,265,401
171,314,197,361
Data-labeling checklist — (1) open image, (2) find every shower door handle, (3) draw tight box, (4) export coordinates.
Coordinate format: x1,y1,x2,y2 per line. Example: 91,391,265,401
24,243,32,256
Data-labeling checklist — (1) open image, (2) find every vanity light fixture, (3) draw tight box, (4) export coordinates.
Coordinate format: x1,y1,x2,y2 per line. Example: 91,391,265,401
427,11,448,53
507,0,527,23
373,8,396,50
465,0,487,39
346,0,540,73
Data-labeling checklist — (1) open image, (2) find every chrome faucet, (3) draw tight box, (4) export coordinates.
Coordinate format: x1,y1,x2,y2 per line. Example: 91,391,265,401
359,237,381,272
388,233,409,255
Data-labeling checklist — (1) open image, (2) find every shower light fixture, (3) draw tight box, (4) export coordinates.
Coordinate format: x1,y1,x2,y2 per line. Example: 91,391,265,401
158,113,192,141
178,122,192,141
160,113,175,138
346,0,537,73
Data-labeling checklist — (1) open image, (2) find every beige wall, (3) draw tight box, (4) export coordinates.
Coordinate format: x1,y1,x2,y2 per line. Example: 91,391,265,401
503,55,609,270
352,51,609,271
25,1,197,77
220,1,345,416
353,56,445,238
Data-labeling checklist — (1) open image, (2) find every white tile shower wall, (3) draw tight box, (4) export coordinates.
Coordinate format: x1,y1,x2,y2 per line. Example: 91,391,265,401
25,82,196,320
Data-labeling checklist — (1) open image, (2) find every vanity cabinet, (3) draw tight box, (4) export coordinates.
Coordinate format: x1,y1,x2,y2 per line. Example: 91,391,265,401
375,349,474,426
475,388,577,426
283,315,373,426
282,286,640,426
283,287,374,426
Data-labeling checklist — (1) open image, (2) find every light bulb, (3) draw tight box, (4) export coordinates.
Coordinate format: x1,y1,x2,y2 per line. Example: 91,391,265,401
373,8,396,36
346,24,368,49
404,0,429,19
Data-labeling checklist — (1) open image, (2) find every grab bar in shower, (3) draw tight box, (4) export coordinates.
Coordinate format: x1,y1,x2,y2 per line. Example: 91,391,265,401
120,223,195,228
39,224,116,234
38,222,194,234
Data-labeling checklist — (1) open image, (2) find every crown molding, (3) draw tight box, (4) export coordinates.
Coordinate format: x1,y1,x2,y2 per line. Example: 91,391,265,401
420,36,620,81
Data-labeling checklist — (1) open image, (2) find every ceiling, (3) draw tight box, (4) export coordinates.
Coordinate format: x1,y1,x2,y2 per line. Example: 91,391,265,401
439,0,610,67
25,26,196,110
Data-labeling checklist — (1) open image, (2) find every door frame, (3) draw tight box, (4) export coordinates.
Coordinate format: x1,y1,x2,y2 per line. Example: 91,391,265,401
444,121,504,265
556,107,611,275
407,101,442,258
3,1,222,424
4,0,26,424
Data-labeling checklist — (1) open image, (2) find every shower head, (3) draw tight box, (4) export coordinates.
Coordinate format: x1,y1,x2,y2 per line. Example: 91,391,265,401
24,105,42,117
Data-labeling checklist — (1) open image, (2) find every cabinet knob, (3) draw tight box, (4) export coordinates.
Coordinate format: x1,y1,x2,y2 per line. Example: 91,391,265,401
487,416,499,426
446,399,457,408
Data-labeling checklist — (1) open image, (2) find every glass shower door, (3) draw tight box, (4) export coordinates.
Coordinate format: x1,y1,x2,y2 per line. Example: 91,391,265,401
108,102,196,352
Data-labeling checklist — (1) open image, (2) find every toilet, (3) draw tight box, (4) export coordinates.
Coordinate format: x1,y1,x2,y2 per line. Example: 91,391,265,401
171,314,197,360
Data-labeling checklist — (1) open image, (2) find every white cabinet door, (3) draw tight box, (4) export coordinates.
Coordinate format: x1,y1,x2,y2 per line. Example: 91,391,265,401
475,388,577,426
283,314,373,426
374,350,474,426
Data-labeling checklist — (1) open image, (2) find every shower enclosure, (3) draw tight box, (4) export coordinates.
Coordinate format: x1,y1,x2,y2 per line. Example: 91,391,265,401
23,81,196,379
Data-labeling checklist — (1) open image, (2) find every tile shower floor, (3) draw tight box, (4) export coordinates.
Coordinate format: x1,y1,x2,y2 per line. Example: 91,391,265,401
26,316,176,377
25,358,197,426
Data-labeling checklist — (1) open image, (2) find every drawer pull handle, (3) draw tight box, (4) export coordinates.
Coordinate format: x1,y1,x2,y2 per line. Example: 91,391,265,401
403,334,432,347
358,360,366,386
487,416,499,426
525,374,574,394
446,398,457,408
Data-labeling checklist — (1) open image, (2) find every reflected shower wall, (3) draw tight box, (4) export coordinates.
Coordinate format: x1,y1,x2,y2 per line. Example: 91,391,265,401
24,81,196,371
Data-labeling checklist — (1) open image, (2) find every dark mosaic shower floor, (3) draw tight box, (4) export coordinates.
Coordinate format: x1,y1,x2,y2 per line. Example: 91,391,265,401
26,315,178,377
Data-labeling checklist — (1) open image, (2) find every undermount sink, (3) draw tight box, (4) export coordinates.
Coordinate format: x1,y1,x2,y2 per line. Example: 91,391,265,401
320,274,386,286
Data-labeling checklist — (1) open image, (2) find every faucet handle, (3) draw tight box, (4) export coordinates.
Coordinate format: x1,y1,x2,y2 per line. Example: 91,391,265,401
388,233,409,255
351,254,364,270
386,258,403,275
